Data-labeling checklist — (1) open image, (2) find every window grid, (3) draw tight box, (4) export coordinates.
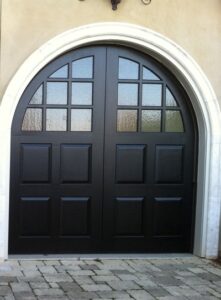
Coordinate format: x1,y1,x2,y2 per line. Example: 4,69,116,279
116,58,184,133
22,57,94,132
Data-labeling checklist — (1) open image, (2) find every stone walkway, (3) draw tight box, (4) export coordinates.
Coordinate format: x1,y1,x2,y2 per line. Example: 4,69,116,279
0,256,221,299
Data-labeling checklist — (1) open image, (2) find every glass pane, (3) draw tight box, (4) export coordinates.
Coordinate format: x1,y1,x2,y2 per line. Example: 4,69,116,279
166,87,177,107
71,109,92,131
141,110,161,132
47,82,67,105
142,84,162,106
72,83,92,105
22,108,42,131
46,109,67,131
118,83,138,106
49,65,68,78
29,85,43,104
143,67,160,80
165,110,184,132
117,110,137,132
119,58,139,79
72,57,93,79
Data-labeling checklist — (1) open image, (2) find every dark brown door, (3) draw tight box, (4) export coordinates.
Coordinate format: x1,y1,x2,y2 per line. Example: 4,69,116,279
9,46,197,254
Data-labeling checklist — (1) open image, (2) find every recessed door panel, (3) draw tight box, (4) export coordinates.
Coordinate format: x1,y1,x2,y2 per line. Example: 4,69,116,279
60,144,91,183
116,145,146,183
153,197,183,237
155,145,184,183
60,197,90,236
114,197,144,236
21,144,51,183
19,197,50,236
10,45,197,254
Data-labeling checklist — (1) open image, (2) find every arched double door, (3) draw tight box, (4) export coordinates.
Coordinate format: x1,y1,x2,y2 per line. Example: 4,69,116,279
9,46,197,254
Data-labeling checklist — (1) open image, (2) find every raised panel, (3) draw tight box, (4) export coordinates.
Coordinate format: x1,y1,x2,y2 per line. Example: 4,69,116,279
21,144,51,183
116,145,146,183
155,145,184,183
153,197,183,237
20,197,50,236
115,197,144,235
60,144,91,183
60,197,90,236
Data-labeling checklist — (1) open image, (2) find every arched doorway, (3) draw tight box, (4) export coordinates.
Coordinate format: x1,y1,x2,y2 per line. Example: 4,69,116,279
9,45,197,254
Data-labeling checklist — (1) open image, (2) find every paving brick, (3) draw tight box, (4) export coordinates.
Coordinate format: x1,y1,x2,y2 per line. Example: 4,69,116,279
188,267,207,274
72,275,94,285
44,260,61,266
98,290,132,299
81,264,99,271
94,270,113,275
177,276,210,286
148,287,170,297
92,275,119,282
0,286,12,296
38,297,69,300
108,280,140,290
157,297,188,300
13,291,36,300
34,288,64,296
68,270,95,276
4,295,15,300
55,265,81,272
11,282,31,292
19,261,44,267
154,276,183,286
135,278,157,288
82,284,112,291
117,274,138,281
17,275,45,283
29,282,49,289
44,274,72,283
59,281,82,292
67,291,98,299
38,266,57,274
128,289,155,299
0,257,220,300
0,276,17,283
163,285,200,297
22,270,42,277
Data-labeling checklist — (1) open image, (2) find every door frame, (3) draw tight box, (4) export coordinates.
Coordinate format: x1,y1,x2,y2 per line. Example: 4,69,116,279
0,22,221,258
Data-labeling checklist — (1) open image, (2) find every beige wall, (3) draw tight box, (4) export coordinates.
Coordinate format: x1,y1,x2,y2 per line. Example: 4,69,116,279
1,0,221,103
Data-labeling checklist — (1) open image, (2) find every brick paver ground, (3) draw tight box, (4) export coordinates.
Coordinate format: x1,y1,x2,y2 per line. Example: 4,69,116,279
0,256,221,299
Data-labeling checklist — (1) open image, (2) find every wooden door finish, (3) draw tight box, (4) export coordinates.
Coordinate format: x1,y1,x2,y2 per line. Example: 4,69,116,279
9,46,197,254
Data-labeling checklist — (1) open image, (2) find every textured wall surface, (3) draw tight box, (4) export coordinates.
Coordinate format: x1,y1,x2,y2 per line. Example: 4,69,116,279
0,0,221,103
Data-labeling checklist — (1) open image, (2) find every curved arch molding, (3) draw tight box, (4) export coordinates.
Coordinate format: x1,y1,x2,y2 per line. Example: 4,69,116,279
0,22,221,258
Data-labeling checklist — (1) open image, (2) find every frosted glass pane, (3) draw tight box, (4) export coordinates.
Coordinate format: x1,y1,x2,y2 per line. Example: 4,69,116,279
166,88,177,107
72,57,93,78
49,65,68,78
119,58,139,79
118,84,138,106
22,108,42,131
29,85,43,105
72,83,92,105
143,67,160,80
117,110,137,132
165,110,184,132
141,110,161,132
46,109,67,131
47,82,67,105
142,84,162,106
71,109,92,131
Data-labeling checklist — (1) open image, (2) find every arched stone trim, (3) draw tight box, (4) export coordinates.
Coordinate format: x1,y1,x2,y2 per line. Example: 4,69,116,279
0,22,220,258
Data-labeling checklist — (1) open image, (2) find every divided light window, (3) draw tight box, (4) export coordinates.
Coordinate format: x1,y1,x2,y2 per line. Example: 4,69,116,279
22,57,94,132
117,58,184,133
